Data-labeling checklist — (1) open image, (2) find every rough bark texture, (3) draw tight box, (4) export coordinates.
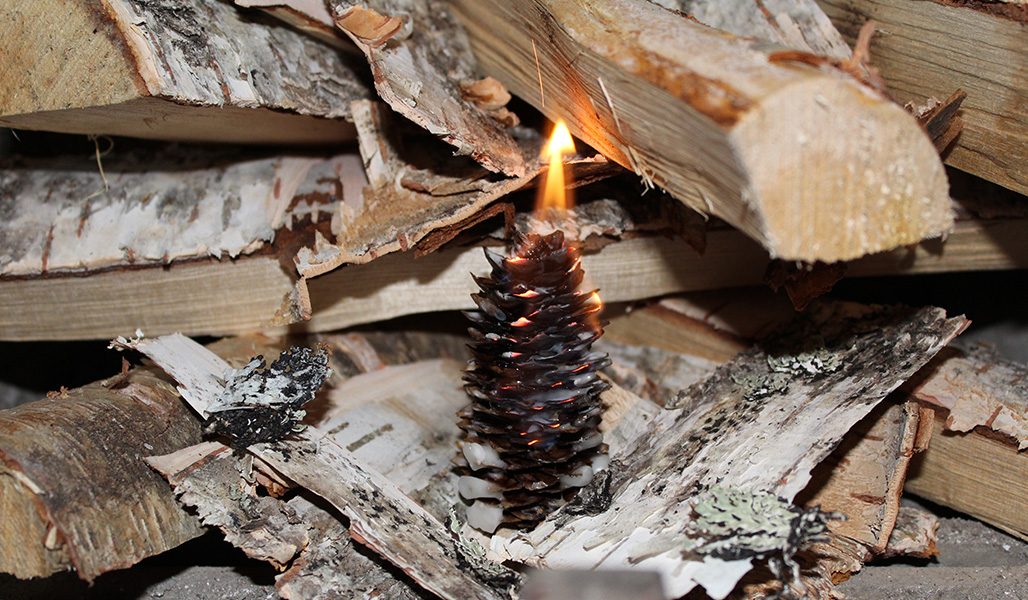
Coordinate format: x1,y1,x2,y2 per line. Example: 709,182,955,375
0,149,364,276
818,0,1028,196
126,335,516,600
487,302,965,599
328,0,526,176
148,442,427,600
0,0,370,144
907,343,1028,449
290,99,619,317
234,0,354,49
448,0,953,262
658,0,852,59
0,368,203,581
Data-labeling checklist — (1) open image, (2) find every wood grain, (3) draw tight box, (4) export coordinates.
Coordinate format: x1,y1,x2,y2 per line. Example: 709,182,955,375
905,412,1028,541
817,0,1028,196
2,214,1026,341
0,0,369,144
447,0,952,262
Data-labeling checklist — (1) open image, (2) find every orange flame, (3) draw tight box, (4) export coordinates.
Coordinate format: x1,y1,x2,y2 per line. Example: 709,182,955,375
537,120,576,218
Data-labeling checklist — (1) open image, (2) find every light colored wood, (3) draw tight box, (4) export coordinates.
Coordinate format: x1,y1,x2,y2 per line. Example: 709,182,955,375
447,0,952,262
905,412,1028,541
2,214,1025,341
800,400,923,554
0,0,368,144
0,257,294,341
817,0,1028,196
657,0,852,59
604,304,749,364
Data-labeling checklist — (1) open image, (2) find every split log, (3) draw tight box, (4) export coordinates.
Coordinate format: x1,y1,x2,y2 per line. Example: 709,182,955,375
447,0,953,262
0,0,370,144
0,336,272,581
0,149,364,276
902,342,1028,539
658,0,853,59
484,302,965,599
905,410,1028,542
3,210,1024,341
817,0,1028,196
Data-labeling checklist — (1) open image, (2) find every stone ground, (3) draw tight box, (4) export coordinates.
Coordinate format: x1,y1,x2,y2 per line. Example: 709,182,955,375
836,500,1028,600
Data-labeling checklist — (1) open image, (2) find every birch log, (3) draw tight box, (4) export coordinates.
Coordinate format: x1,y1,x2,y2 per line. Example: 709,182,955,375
817,0,1028,196
446,0,952,262
0,0,370,144
491,302,965,599
0,369,202,581
3,211,1026,340
0,336,273,581
0,150,366,276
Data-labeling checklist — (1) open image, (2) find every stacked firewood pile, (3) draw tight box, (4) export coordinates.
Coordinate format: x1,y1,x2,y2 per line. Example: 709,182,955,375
1,1,1027,599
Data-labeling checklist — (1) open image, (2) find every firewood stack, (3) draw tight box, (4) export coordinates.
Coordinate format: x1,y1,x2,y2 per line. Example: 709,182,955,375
1,1,1027,599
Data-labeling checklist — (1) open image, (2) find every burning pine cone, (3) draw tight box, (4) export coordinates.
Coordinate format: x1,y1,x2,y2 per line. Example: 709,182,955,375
456,230,611,533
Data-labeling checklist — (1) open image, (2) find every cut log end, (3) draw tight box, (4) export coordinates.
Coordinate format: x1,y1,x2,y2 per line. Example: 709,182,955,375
733,75,953,262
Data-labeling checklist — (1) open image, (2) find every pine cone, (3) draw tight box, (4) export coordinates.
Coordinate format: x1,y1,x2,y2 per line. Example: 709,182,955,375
457,230,611,532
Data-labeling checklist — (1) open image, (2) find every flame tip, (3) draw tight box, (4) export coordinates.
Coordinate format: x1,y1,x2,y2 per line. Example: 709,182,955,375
536,120,576,218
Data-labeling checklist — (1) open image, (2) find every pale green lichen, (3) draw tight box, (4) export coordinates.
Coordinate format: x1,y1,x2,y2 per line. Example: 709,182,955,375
766,336,844,377
684,486,843,599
